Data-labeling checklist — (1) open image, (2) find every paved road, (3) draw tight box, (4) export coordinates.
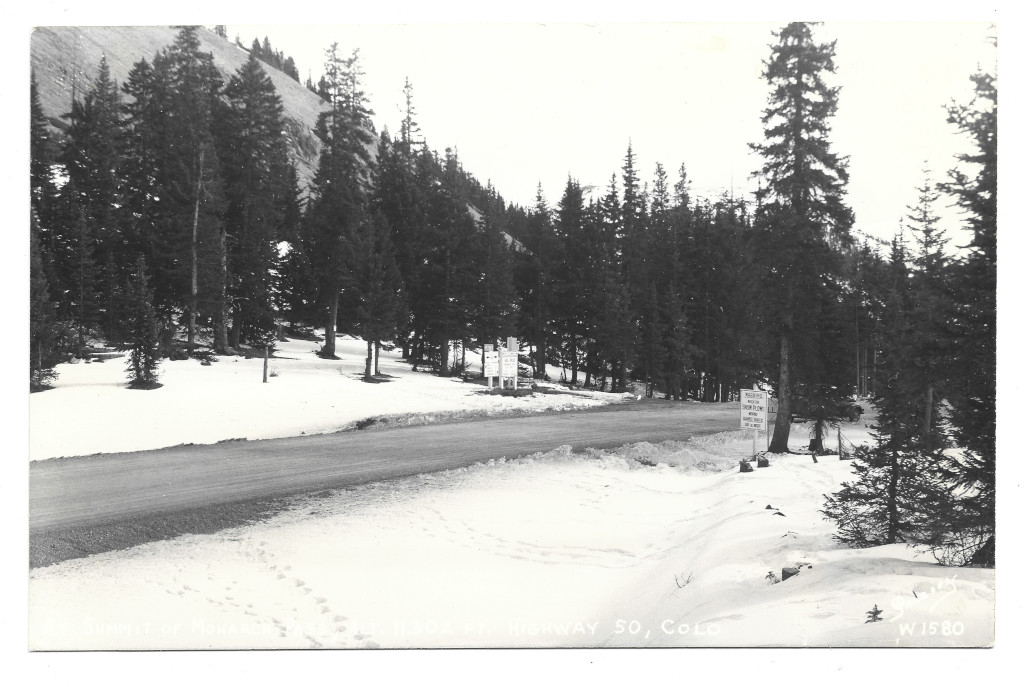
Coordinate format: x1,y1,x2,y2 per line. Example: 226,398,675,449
30,401,737,534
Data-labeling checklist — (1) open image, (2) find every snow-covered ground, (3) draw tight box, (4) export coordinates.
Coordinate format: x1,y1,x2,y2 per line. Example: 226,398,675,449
28,421,994,649
26,333,996,650
29,334,627,460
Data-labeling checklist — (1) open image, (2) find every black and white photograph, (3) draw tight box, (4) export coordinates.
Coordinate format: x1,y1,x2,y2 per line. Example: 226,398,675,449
17,1,1007,663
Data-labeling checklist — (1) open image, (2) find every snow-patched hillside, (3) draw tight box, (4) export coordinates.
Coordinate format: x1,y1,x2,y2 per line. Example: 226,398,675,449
29,335,626,460
29,424,994,649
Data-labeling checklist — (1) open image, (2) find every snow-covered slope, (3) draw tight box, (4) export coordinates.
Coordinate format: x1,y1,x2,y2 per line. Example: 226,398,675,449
28,426,994,649
30,26,329,191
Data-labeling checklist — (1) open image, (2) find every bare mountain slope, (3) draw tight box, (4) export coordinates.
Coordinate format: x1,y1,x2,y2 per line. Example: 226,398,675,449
30,25,330,190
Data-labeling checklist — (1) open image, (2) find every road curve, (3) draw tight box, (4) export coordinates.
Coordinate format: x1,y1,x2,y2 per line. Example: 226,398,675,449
30,402,737,563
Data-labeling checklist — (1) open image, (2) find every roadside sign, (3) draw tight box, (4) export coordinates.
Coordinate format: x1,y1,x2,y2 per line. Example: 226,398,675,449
740,389,768,431
500,352,518,378
483,351,499,378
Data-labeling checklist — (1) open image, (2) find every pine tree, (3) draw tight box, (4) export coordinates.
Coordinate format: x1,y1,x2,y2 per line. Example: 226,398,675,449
216,51,294,349
750,22,855,452
372,128,426,358
58,189,100,353
30,71,59,225
120,56,162,281
551,176,595,386
164,27,227,352
122,28,226,351
348,212,408,381
30,213,63,391
933,63,997,566
822,234,946,546
399,77,423,156
60,56,125,342
304,44,375,358
905,170,952,448
124,257,161,389
472,193,518,374
516,185,558,378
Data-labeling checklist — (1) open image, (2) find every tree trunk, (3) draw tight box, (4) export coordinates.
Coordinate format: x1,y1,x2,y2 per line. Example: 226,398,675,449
809,417,825,453
438,337,448,376
229,306,241,350
886,449,900,544
570,337,579,385
188,148,204,351
769,333,794,453
375,340,381,376
364,339,373,381
922,384,934,450
321,289,339,358
618,340,628,393
213,226,229,353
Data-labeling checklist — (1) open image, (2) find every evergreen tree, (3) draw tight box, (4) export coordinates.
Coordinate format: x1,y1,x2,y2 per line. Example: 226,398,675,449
750,22,855,452
516,185,558,378
934,64,997,565
648,162,695,400
30,213,63,391
30,71,59,225
822,234,948,547
216,51,294,348
122,28,226,351
551,176,596,386
415,148,479,374
905,170,953,448
399,77,423,156
591,175,633,392
124,257,161,389
348,212,409,381
304,44,375,358
472,193,518,375
372,128,426,358
164,27,227,351
60,56,125,342
120,56,163,280
55,187,100,353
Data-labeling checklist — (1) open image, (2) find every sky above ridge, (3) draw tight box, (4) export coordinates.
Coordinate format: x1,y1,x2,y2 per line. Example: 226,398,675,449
227,20,995,248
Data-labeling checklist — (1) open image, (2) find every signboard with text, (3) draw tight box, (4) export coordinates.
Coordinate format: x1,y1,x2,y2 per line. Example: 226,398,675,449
740,389,768,431
483,351,499,378
500,352,518,378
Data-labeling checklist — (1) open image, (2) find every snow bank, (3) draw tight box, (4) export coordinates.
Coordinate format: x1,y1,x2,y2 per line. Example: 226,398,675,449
29,335,625,460
28,428,993,649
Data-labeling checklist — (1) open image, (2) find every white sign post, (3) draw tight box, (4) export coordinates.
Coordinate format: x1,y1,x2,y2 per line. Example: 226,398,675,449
740,389,768,459
503,337,519,390
483,344,498,388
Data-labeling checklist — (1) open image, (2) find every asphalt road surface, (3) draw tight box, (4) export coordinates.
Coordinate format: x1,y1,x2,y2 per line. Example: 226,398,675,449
30,401,737,566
